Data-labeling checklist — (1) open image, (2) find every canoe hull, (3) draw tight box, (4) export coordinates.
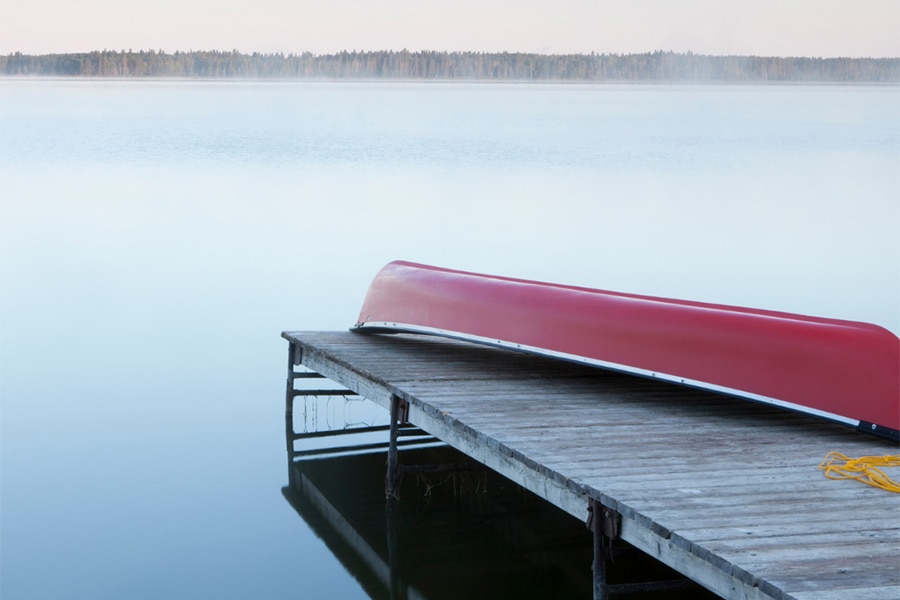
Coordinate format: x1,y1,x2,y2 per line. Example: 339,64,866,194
353,261,900,441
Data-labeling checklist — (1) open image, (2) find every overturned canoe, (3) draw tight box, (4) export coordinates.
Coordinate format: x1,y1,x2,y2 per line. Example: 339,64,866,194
352,261,900,441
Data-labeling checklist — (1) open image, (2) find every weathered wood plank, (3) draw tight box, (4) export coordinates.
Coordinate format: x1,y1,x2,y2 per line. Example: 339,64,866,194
743,553,900,596
789,584,900,600
678,519,900,541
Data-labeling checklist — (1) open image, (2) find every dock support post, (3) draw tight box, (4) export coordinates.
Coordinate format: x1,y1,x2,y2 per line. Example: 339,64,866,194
593,525,607,600
386,395,409,501
587,498,620,600
285,342,298,486
285,342,302,418
386,494,403,598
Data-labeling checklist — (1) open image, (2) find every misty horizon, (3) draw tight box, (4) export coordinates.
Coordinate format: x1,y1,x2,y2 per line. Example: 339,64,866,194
5,47,900,60
4,49,898,82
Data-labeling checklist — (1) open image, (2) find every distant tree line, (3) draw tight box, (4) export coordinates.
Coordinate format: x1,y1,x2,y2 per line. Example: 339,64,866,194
2,49,898,82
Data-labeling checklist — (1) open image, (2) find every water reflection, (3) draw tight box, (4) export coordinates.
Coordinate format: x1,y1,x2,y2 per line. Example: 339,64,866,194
284,445,596,599
283,393,715,599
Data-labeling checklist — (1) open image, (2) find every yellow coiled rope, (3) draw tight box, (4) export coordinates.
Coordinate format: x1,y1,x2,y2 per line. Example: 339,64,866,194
819,452,900,493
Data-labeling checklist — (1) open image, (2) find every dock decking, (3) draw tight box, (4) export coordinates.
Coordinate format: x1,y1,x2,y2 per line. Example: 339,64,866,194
282,330,900,600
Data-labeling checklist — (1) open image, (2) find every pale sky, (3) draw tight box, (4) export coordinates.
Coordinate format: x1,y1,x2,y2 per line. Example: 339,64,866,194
1,0,898,57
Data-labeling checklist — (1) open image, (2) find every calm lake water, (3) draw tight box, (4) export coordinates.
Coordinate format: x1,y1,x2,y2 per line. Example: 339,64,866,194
1,79,898,599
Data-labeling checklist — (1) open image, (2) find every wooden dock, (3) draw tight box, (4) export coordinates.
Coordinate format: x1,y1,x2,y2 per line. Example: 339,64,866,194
283,330,900,600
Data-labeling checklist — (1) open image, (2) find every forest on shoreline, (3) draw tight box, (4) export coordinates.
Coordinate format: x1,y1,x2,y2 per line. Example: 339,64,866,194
3,49,898,82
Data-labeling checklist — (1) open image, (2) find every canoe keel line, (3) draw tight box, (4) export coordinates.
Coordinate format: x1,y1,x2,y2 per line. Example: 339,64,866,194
352,261,900,442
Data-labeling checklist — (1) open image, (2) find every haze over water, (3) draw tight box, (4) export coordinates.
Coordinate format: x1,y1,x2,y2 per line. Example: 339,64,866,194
1,80,898,598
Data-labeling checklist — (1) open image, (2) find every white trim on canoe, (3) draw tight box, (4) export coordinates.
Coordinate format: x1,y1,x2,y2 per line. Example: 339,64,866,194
355,321,861,428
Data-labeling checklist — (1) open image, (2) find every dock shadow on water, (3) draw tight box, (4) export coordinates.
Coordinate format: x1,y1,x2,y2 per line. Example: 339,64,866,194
283,393,716,599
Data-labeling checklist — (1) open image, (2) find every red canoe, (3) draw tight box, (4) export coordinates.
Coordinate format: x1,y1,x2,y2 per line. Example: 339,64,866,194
352,261,900,441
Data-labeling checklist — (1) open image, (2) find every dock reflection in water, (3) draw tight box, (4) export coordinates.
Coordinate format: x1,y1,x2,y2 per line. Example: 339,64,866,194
283,388,713,599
